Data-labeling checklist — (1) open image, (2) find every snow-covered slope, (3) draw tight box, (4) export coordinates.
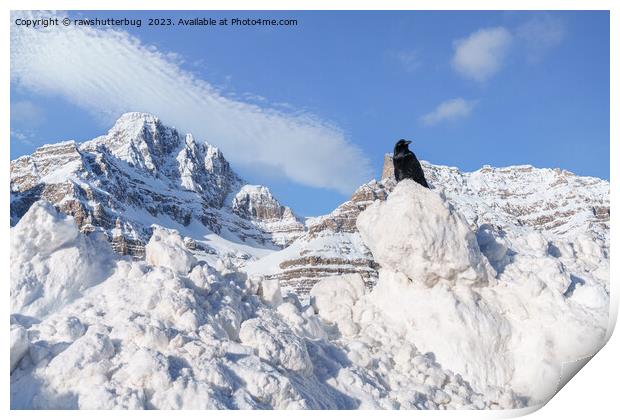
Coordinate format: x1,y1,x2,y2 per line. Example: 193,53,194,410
422,162,609,241
245,180,390,294
10,113,304,263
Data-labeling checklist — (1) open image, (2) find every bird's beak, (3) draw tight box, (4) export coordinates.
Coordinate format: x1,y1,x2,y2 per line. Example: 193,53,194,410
405,140,412,145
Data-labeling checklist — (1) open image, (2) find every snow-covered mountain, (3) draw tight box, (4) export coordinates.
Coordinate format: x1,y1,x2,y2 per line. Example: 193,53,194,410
10,113,610,410
11,113,304,263
246,154,609,295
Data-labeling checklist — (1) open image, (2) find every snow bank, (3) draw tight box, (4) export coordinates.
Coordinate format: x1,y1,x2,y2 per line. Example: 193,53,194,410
357,180,493,287
310,180,610,405
257,277,284,307
10,201,115,318
10,184,608,409
145,226,197,274
10,324,29,373
311,274,366,336
12,201,498,409
239,309,314,376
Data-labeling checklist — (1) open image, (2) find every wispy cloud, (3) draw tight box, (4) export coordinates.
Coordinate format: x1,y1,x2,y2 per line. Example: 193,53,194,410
392,50,422,72
516,15,567,62
10,11,371,194
10,129,36,145
451,27,512,82
11,130,30,141
420,98,476,126
11,100,46,126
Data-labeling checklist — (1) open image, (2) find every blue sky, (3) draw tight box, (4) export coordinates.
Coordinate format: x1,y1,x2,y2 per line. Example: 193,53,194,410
11,10,609,216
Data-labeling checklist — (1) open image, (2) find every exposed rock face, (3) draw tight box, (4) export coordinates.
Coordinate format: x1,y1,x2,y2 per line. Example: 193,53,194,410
246,154,609,294
245,180,393,295
10,112,304,259
308,180,393,237
232,185,304,247
422,161,610,241
381,153,394,180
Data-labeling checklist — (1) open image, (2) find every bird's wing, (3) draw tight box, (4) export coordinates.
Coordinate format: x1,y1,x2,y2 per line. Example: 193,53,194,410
410,158,429,187
400,154,417,177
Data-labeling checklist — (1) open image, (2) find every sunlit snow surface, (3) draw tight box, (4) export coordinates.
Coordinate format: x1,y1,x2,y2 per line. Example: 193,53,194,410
10,180,609,409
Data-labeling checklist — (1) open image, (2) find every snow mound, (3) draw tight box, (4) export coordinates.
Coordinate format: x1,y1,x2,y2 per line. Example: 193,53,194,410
311,274,366,336
10,201,115,318
10,324,29,373
316,180,610,405
357,180,493,287
145,226,197,274
10,182,609,409
240,309,314,376
257,277,284,307
11,198,508,410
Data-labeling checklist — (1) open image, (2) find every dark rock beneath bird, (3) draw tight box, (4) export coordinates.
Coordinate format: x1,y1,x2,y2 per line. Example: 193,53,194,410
393,139,429,188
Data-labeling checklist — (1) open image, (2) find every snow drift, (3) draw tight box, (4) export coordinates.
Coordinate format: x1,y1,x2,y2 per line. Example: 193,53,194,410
12,202,502,409
311,180,609,404
11,201,115,318
357,180,494,287
10,178,610,409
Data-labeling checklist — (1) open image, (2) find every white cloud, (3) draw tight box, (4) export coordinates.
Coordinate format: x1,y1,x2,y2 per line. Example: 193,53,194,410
517,15,566,62
10,11,371,194
420,98,476,126
452,27,512,82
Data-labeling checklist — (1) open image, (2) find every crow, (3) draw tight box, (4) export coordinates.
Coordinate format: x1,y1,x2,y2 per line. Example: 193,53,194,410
393,139,429,188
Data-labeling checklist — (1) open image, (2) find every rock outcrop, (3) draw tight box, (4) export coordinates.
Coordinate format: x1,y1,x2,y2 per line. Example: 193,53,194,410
232,185,304,247
244,179,394,295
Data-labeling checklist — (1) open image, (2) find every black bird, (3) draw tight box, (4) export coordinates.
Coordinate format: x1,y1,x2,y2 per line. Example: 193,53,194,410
393,139,429,188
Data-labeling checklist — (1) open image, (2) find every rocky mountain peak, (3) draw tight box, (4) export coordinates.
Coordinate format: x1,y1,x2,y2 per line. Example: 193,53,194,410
110,111,161,134
233,185,288,221
10,113,305,259
231,185,305,247
381,153,394,180
87,112,181,175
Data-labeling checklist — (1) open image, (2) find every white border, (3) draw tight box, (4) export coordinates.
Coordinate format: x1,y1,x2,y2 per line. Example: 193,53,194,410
3,1,617,419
